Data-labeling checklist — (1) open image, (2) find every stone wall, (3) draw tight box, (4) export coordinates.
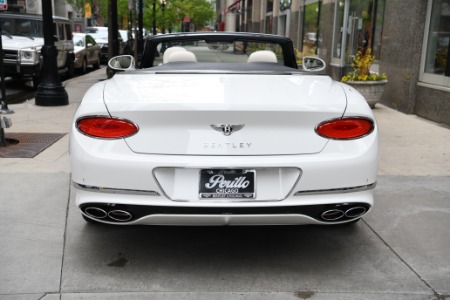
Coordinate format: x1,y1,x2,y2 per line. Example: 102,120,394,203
378,0,426,113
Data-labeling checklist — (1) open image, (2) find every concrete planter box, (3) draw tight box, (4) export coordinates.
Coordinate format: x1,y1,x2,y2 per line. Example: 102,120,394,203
346,80,388,108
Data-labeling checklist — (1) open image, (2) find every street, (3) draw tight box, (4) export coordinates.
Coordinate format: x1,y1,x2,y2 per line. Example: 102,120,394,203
0,68,449,300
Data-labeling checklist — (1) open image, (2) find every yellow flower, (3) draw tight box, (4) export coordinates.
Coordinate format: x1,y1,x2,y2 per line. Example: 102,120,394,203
341,48,387,82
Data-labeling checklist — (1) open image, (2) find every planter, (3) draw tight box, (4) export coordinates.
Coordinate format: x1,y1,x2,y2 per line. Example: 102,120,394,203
346,80,388,108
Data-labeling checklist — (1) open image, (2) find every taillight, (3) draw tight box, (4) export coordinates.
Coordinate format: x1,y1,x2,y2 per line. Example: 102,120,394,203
76,116,138,139
316,117,374,140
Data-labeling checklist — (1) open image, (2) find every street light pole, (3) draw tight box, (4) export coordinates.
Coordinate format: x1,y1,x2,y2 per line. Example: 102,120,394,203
161,0,165,34
152,0,157,36
108,0,119,59
137,0,143,60
0,21,13,114
35,0,68,106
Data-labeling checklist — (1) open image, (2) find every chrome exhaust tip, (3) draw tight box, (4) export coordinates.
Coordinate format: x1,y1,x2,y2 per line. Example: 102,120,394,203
345,206,367,218
321,209,345,221
84,207,108,219
108,210,133,222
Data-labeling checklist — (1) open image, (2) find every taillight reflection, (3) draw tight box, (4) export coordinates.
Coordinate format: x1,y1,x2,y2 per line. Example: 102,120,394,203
76,116,138,139
316,117,374,140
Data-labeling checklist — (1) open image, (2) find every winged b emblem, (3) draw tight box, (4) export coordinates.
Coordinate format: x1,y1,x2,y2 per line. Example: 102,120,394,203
210,124,245,136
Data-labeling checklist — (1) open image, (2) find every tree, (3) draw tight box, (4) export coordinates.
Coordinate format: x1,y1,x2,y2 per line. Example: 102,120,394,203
143,0,215,32
68,0,215,32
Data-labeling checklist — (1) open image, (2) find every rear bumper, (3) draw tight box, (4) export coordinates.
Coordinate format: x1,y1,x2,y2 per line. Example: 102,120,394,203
73,183,374,225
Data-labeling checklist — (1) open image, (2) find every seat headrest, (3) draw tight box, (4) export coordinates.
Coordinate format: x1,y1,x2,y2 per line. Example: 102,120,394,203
163,46,186,64
247,50,277,63
167,51,198,63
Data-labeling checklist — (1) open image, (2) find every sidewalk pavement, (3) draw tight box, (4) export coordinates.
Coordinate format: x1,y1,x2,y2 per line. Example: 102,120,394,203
1,68,450,299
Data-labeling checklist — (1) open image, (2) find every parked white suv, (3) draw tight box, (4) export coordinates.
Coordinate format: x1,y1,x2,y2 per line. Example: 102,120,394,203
0,13,75,88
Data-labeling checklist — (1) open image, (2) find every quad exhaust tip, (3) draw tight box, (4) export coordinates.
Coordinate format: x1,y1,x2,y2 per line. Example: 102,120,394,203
85,207,108,219
345,206,367,218
321,205,368,222
108,210,133,222
84,207,133,222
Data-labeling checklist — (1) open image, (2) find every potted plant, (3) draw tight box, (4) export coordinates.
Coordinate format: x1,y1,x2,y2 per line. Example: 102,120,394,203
341,48,387,108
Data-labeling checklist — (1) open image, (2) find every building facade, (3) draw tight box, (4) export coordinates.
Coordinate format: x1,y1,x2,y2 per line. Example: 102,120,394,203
217,0,450,126
2,0,83,30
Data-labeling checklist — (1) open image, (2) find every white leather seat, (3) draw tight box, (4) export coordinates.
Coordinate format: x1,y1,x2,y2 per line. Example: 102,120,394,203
163,46,186,64
247,50,277,63
167,51,198,63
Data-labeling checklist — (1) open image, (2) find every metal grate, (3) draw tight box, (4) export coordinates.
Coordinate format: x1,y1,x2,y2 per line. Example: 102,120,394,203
0,133,66,158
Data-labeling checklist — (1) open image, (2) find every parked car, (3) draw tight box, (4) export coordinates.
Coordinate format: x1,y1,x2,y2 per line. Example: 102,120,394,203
85,26,124,61
0,13,75,87
84,27,108,61
73,33,101,73
70,32,378,226
119,29,133,55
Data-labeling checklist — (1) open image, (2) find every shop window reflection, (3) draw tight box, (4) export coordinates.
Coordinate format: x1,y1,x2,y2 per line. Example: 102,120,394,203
425,0,450,76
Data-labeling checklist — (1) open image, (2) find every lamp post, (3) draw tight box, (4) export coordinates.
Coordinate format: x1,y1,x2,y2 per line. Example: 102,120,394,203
137,0,143,59
0,21,13,114
160,0,166,34
108,0,119,59
152,0,157,35
35,0,68,106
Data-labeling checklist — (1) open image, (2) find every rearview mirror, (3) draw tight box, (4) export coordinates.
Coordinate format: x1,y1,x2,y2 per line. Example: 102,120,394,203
302,56,326,72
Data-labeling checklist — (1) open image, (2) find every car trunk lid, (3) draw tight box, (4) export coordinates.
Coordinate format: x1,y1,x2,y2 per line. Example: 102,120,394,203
104,73,346,155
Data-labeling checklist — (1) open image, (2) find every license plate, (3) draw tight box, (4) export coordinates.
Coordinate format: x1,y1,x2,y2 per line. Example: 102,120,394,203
199,169,255,199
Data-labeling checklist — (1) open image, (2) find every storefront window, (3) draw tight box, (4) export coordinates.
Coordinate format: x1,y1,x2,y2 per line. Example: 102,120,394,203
332,0,385,66
332,0,345,61
424,0,450,77
302,0,321,56
346,0,384,63
265,0,274,34
246,0,253,32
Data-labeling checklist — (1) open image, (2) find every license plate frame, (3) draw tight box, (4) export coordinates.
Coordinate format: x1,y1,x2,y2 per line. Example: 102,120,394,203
199,169,256,199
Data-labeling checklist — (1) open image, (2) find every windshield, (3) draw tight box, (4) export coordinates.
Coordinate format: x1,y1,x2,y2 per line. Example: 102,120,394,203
73,35,84,47
0,18,44,38
153,40,285,66
85,28,107,40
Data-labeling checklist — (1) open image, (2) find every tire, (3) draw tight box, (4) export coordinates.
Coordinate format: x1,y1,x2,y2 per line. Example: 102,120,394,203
93,55,101,69
81,57,88,74
66,54,75,78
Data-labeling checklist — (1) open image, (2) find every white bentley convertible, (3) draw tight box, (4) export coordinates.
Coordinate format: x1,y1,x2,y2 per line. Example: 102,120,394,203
70,32,378,225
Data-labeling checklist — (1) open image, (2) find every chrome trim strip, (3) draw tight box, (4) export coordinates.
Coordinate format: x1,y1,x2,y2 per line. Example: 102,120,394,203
294,182,377,196
73,182,160,196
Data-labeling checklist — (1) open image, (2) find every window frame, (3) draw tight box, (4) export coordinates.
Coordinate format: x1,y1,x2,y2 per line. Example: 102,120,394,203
331,0,348,66
419,0,450,91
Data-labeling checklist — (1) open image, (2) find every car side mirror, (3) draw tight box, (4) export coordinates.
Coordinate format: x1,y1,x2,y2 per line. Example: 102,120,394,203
87,43,93,47
108,55,135,71
302,56,326,72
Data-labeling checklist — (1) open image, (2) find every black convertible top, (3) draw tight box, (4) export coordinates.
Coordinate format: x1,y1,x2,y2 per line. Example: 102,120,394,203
143,62,304,74
140,32,299,69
